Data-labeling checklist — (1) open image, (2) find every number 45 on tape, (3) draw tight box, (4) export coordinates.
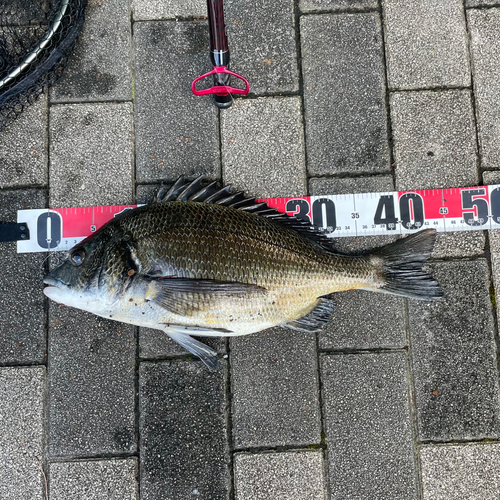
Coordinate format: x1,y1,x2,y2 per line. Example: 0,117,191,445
15,185,500,253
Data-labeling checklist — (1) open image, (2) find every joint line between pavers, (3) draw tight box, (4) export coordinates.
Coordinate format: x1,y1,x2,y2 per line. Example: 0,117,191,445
377,0,397,189
462,0,484,180
388,85,473,93
319,347,408,356
48,451,139,463
300,7,379,16
465,3,500,11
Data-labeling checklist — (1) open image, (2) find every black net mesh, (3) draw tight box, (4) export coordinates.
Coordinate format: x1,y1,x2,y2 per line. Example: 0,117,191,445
0,0,87,130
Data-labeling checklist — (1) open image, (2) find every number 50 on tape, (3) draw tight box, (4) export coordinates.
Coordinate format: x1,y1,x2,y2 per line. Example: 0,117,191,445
16,185,500,253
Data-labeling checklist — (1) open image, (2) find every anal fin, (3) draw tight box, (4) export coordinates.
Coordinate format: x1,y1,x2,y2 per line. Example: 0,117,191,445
285,298,335,332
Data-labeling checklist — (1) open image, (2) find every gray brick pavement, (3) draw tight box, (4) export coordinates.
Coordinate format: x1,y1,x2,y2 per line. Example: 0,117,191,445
224,0,299,94
49,459,138,500
0,366,45,500
408,260,500,441
391,90,485,258
383,0,470,89
49,102,134,208
133,20,219,183
0,189,46,365
230,327,321,449
420,443,500,500
301,13,390,176
321,353,418,500
391,90,478,191
0,95,47,189
49,0,132,103
139,360,229,499
221,97,306,197
2,1,500,499
133,0,205,21
300,0,377,12
48,304,136,457
234,451,326,500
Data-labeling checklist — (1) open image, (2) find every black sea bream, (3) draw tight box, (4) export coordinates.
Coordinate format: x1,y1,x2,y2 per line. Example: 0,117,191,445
44,177,442,368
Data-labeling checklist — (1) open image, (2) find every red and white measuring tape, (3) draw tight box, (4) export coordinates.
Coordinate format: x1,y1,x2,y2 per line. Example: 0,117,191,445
15,185,500,253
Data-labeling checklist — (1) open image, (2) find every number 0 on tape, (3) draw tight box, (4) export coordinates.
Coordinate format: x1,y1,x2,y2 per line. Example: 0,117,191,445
16,185,500,253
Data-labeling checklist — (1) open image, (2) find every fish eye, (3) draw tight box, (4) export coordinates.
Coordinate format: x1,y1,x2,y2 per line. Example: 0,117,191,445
70,249,86,266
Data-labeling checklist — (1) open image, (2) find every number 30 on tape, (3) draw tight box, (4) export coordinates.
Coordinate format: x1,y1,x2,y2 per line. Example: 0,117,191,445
16,185,500,253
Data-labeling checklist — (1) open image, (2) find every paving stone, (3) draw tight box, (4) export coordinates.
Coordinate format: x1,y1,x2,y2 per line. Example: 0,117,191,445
133,0,205,20
321,353,418,500
133,21,219,184
50,0,132,102
223,0,299,94
0,94,47,188
49,102,134,208
420,443,500,500
48,303,136,457
230,327,321,449
383,0,470,89
0,366,45,500
468,8,500,170
49,459,138,500
408,259,500,440
140,360,229,500
301,13,390,176
221,97,306,197
234,451,326,500
319,290,406,350
0,189,46,365
392,90,478,190
391,90,484,257
431,231,484,258
300,0,377,12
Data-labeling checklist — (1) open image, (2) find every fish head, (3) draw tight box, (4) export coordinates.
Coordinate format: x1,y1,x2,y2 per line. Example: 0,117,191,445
43,225,132,314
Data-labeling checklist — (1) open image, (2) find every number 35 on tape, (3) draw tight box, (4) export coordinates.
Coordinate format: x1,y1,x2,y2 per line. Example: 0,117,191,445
16,185,500,253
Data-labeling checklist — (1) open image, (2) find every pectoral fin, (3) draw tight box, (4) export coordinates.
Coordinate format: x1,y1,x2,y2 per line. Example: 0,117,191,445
161,324,226,370
148,278,267,317
286,298,335,332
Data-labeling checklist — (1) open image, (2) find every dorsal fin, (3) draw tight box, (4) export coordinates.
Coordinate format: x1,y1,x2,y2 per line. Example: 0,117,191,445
154,177,342,250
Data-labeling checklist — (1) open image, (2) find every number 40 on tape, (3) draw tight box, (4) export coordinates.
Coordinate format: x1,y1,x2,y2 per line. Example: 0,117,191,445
16,185,500,253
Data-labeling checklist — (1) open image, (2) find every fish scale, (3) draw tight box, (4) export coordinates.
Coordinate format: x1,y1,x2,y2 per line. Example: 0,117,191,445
43,177,442,369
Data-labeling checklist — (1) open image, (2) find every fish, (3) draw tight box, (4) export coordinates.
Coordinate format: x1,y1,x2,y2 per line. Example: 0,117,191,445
43,176,442,369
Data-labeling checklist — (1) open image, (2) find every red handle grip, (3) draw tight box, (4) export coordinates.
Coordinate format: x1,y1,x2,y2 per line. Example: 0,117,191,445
192,66,249,96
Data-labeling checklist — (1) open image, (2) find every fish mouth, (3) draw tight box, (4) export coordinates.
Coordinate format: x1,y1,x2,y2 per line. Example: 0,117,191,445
43,276,63,287
43,276,70,304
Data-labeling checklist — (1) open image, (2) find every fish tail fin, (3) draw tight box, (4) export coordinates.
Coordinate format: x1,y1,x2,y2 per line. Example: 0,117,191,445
370,229,442,301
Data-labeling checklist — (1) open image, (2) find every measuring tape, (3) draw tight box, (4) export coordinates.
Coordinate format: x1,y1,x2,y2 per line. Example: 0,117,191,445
11,184,500,253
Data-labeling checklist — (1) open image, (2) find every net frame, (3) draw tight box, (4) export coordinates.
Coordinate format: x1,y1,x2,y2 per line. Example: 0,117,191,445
0,0,87,130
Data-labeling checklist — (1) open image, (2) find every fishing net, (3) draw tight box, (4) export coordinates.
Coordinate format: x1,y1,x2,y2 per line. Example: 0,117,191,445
0,0,87,131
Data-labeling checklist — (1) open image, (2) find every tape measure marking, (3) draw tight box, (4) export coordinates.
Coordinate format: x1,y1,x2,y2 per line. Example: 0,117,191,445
15,185,500,253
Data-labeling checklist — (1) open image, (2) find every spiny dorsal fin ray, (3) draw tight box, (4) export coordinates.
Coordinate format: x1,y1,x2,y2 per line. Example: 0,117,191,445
154,176,342,250
177,176,205,201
